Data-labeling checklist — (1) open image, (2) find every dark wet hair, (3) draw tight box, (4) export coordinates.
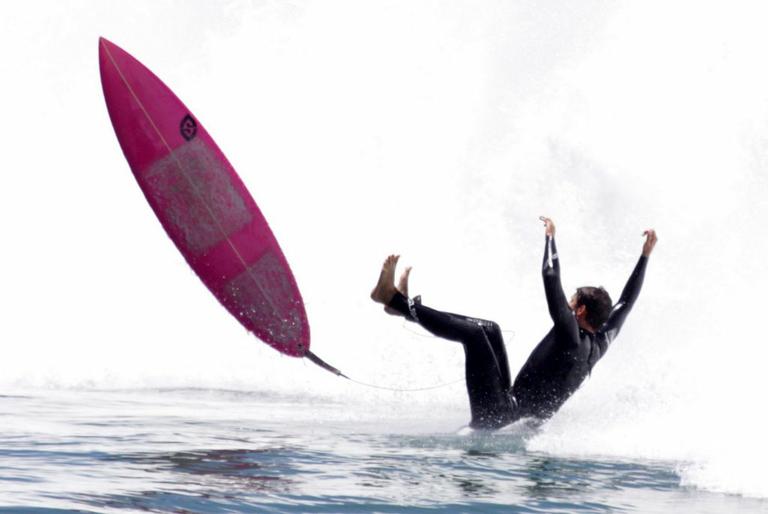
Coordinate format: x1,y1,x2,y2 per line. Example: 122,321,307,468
576,286,613,328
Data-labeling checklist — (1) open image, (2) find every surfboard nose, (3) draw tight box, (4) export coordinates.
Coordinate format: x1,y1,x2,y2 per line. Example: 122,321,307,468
98,36,110,52
98,37,123,63
98,37,112,70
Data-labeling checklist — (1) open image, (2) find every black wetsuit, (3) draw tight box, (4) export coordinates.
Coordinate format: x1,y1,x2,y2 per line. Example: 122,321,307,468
387,236,648,429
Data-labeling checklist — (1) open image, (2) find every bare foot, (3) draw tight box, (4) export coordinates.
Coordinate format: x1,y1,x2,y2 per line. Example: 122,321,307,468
397,266,412,297
384,266,412,314
370,254,399,305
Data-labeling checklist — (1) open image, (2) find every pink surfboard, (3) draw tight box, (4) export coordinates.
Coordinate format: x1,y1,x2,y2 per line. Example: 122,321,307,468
98,37,311,358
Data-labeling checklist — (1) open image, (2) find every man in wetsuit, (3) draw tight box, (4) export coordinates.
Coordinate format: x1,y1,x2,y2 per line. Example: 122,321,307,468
370,217,657,429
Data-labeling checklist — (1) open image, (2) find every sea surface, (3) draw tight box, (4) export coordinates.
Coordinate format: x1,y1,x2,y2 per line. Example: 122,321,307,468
1,389,764,514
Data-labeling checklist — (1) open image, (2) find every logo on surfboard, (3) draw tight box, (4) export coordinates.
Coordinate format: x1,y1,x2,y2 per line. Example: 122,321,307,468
180,114,197,141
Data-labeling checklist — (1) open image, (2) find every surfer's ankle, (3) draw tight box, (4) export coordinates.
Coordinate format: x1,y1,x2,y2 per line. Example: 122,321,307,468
372,284,396,305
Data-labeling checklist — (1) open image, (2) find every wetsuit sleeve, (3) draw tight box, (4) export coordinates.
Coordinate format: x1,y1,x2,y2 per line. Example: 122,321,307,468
542,236,578,337
599,255,648,345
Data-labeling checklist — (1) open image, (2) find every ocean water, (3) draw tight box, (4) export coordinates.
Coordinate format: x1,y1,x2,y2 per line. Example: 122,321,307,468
4,1,768,511
2,388,765,514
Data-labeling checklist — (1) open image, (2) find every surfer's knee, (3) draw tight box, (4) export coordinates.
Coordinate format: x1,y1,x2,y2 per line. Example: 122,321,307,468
470,318,502,337
486,321,502,336
462,323,490,347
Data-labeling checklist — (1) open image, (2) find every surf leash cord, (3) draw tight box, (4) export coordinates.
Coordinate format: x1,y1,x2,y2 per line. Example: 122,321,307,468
305,350,348,378
304,350,465,392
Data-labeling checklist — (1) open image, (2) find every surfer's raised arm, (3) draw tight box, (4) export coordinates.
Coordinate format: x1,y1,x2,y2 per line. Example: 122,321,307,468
598,229,656,343
540,217,575,331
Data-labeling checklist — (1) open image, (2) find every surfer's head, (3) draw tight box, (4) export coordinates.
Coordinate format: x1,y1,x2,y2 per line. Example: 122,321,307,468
570,287,612,331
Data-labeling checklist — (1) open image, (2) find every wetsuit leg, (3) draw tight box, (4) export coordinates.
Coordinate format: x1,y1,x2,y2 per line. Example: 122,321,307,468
476,319,512,393
388,293,516,429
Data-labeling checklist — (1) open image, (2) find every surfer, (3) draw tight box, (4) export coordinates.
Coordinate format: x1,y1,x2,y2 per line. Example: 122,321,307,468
370,217,657,429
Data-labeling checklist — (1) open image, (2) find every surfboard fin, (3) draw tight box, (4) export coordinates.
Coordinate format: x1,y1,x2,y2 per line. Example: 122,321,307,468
305,350,349,379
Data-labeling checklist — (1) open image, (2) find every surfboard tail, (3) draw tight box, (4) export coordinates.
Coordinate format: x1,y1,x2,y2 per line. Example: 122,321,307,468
305,351,348,379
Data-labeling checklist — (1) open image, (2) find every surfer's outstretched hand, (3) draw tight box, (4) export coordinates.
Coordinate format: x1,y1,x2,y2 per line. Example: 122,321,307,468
642,229,658,257
539,216,555,237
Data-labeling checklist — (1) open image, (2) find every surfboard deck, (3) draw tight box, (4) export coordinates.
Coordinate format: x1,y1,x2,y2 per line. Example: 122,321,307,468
99,37,310,358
